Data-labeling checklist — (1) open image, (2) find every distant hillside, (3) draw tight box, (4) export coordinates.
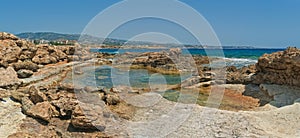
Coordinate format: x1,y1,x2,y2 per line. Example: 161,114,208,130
16,32,256,49
16,32,153,46
17,32,80,41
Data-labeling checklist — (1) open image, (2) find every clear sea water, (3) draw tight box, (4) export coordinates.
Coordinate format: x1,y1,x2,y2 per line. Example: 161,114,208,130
90,48,284,67
65,48,284,106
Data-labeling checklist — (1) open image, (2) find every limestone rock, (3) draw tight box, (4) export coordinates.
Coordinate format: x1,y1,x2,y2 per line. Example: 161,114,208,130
0,32,19,40
0,67,21,89
21,97,34,114
51,93,78,117
71,103,106,130
12,61,39,72
28,86,47,104
0,88,10,99
26,101,59,122
227,65,256,84
0,40,22,65
17,69,33,78
105,94,121,105
32,45,57,65
255,47,300,87
11,91,28,102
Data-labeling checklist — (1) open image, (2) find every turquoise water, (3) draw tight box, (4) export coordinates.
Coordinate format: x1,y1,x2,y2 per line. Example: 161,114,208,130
90,48,284,60
90,48,284,67
66,66,189,89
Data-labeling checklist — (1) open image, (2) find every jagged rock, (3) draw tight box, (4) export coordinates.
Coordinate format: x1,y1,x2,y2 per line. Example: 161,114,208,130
0,88,10,99
50,48,67,61
71,103,106,130
226,66,238,72
11,91,28,102
12,61,39,72
0,40,22,65
255,47,300,87
0,67,21,89
17,69,33,78
51,93,78,117
26,101,59,122
32,45,57,65
110,87,121,93
28,86,47,104
226,65,256,84
105,94,121,105
21,97,34,114
0,32,18,40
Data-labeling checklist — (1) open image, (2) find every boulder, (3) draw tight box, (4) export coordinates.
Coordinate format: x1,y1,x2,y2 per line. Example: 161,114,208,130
58,83,81,92
0,32,18,40
0,40,22,65
51,93,78,117
0,67,21,89
26,101,59,122
32,46,57,65
12,61,39,72
11,91,29,102
28,86,47,104
104,94,121,105
226,65,256,84
71,103,106,130
254,47,300,87
17,69,33,78
21,97,34,114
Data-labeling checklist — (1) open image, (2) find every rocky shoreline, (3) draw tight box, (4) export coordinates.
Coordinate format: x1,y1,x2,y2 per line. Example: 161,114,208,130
1,32,300,137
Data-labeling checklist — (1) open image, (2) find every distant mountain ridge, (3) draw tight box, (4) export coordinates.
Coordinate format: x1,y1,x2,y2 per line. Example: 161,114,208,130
17,32,80,41
16,32,257,49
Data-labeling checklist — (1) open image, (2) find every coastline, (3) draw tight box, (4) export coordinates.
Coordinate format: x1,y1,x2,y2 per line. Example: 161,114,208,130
1,32,300,137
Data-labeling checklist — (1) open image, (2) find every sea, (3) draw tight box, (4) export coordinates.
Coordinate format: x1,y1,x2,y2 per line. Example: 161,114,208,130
64,48,285,104
90,48,285,68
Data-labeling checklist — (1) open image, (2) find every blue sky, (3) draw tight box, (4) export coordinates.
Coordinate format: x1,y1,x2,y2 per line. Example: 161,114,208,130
1,0,300,48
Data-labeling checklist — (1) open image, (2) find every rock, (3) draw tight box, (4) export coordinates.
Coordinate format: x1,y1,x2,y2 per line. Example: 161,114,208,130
255,47,300,87
58,83,81,92
259,84,300,107
28,86,47,104
105,94,121,105
51,93,78,117
50,48,67,61
110,87,121,93
226,65,256,84
32,45,57,65
84,86,98,93
0,98,26,138
8,132,38,138
26,101,59,122
11,91,28,102
12,61,39,72
0,32,18,40
0,88,10,99
0,40,22,65
226,66,238,72
17,69,33,78
67,55,80,62
0,67,21,89
21,97,34,114
71,103,106,130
